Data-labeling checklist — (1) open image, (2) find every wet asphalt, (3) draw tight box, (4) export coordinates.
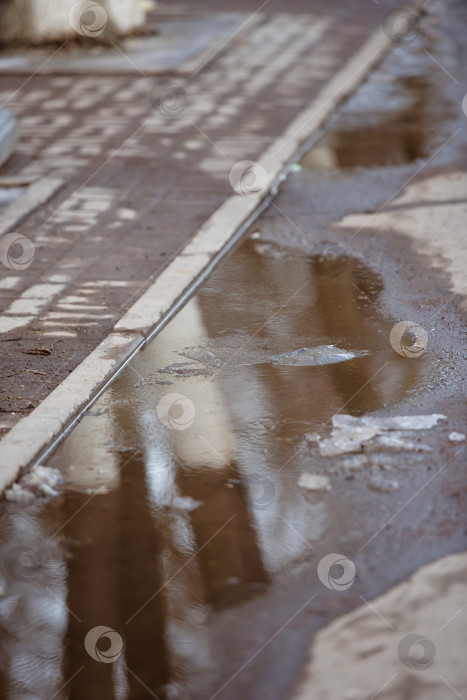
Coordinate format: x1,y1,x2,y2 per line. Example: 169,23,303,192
0,1,466,698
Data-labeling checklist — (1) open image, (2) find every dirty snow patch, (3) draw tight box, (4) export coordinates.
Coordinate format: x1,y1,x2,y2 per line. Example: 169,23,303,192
368,475,399,493
5,465,62,504
269,345,368,367
311,413,446,457
298,473,331,491
449,431,465,442
341,455,368,471
368,433,432,452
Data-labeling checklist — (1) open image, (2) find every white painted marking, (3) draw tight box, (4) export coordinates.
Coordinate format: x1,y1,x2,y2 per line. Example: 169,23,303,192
4,298,46,315
0,282,66,332
0,315,34,333
22,283,66,299
57,304,108,311
42,330,77,337
43,311,113,318
83,280,133,287
0,276,21,289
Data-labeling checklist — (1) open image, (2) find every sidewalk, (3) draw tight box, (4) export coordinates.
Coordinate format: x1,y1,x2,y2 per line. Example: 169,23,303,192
0,0,398,446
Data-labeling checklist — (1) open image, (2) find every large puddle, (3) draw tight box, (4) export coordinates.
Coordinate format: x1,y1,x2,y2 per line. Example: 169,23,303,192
1,20,464,698
0,237,441,699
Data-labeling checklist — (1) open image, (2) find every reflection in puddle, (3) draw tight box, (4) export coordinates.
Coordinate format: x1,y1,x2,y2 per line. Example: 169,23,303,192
268,345,368,366
302,76,442,169
0,239,436,699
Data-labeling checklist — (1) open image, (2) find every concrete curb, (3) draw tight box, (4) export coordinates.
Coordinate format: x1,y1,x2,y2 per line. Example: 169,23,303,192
0,108,17,169
0,26,394,494
0,332,143,492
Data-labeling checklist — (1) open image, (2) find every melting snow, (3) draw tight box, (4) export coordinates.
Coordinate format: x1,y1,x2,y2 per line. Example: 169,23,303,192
311,413,446,457
368,475,399,493
269,345,368,367
5,465,62,504
449,431,465,442
298,473,331,491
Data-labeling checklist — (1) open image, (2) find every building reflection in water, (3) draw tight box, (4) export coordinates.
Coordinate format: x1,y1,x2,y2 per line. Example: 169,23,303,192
0,239,431,698
0,508,67,698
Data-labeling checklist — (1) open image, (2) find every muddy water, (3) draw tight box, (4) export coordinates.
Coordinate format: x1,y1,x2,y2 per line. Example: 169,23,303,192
0,237,440,700
1,29,464,699
302,75,446,170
